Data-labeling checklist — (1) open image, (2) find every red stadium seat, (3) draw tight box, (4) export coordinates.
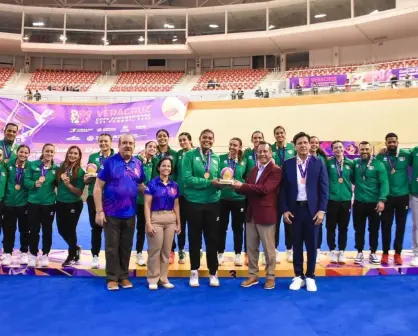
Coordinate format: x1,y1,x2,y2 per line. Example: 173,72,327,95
111,71,185,92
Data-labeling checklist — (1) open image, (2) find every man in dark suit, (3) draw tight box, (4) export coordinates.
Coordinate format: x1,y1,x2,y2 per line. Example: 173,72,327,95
232,141,282,290
281,132,329,292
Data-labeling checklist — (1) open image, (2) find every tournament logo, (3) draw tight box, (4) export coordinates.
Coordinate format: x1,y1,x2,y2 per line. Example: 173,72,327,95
70,109,92,124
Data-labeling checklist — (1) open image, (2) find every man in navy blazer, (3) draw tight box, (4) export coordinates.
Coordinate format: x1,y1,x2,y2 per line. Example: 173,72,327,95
280,132,329,292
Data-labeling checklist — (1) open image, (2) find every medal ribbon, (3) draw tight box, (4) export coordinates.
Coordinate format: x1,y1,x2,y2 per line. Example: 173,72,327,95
99,155,105,170
360,156,373,180
15,165,24,185
335,157,344,179
199,148,211,175
228,156,238,172
40,163,48,178
297,156,310,179
2,141,13,159
66,167,73,179
277,145,286,167
386,149,399,172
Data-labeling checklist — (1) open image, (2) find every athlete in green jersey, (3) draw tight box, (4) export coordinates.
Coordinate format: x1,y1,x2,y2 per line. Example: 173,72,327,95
0,122,19,164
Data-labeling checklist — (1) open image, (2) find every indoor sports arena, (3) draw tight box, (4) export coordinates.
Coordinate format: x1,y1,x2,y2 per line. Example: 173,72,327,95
0,0,417,335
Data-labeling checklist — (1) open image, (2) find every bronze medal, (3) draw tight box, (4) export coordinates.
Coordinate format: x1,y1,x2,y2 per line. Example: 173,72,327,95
338,177,343,184
204,172,210,179
39,176,45,182
61,173,67,181
391,168,396,174
4,159,8,164
15,184,21,190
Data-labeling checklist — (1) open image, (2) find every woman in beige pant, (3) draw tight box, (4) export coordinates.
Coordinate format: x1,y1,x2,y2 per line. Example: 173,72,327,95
145,157,181,290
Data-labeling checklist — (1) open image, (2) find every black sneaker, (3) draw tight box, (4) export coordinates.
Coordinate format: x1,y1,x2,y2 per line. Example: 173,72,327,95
74,246,81,264
62,255,75,267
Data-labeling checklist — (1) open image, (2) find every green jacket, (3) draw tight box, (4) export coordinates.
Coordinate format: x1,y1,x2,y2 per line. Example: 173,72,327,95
376,149,411,197
4,158,28,207
86,149,114,197
136,155,153,205
271,142,296,167
176,148,192,196
56,165,85,203
219,154,246,201
152,147,178,179
182,148,220,204
0,140,18,163
411,146,418,196
243,148,257,177
24,160,58,205
326,157,354,202
0,162,7,201
353,157,389,203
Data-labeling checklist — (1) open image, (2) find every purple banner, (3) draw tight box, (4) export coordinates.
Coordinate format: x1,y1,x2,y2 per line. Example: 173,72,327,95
289,74,347,89
0,97,188,164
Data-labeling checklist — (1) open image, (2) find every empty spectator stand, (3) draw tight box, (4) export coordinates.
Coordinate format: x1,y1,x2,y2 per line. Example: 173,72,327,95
0,68,15,89
110,71,185,92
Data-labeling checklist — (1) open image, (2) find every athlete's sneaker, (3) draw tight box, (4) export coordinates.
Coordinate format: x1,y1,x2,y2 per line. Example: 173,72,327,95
289,276,305,291
2,253,12,266
286,249,293,263
74,246,81,264
306,278,318,292
234,254,242,266
410,256,418,266
189,270,199,287
354,252,364,264
62,255,75,267
330,250,338,264
369,253,380,265
394,253,403,265
381,253,389,264
92,256,100,269
20,253,29,265
338,251,346,264
218,253,224,265
41,255,49,267
28,255,38,267
136,253,146,266
209,273,220,287
178,250,186,264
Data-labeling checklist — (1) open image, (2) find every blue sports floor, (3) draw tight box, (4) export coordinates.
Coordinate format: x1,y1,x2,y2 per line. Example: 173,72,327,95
10,207,413,252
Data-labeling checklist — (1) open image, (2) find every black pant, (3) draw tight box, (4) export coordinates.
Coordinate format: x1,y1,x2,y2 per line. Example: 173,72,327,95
172,196,188,251
136,204,145,253
292,203,318,278
218,199,245,254
3,205,29,254
326,200,351,251
353,201,380,253
28,203,56,256
56,201,83,256
87,195,103,256
188,201,220,275
104,215,135,282
381,195,409,254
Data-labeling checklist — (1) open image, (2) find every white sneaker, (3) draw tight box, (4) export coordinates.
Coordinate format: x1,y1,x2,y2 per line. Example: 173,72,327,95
330,250,338,264
275,249,280,263
338,251,346,264
41,255,49,267
28,255,38,267
316,249,321,263
160,282,175,289
286,249,293,263
189,270,200,287
260,252,266,265
217,253,224,265
136,253,146,266
91,256,100,269
234,254,242,266
410,256,418,266
2,253,12,266
289,276,305,291
148,284,158,290
20,253,29,265
209,273,220,287
354,252,364,264
306,278,318,292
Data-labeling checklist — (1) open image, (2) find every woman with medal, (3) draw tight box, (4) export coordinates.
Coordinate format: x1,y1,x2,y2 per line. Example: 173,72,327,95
183,129,222,287
244,131,264,173
84,133,114,269
217,137,247,267
135,140,157,267
56,146,85,267
2,145,30,266
144,157,181,290
24,143,58,267
152,129,177,179
0,123,19,165
325,141,353,264
272,126,295,263
309,135,328,262
174,132,193,264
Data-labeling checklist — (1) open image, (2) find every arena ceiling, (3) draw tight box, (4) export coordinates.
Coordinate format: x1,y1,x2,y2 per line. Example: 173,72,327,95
0,0,271,9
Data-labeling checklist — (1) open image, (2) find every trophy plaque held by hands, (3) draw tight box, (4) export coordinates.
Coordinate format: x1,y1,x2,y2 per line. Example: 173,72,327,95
86,163,98,178
220,167,234,185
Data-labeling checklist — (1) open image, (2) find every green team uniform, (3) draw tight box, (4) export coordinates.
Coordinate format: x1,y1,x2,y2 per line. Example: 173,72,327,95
24,160,58,205
317,153,327,165
0,162,7,202
376,149,411,197
86,149,115,197
56,166,86,203
4,158,28,207
0,140,18,164
176,149,191,196
326,157,354,202
219,154,247,201
182,148,220,204
152,148,178,179
243,148,258,178
271,142,295,167
136,156,153,205
353,157,389,203
412,146,418,196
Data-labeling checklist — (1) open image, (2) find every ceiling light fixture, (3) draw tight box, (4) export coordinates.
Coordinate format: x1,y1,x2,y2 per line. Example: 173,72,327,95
268,25,275,29
314,14,327,18
59,34,67,41
172,38,178,42
23,35,29,41
209,24,219,28
164,23,175,29
32,21,45,27
370,10,379,14
138,36,145,42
